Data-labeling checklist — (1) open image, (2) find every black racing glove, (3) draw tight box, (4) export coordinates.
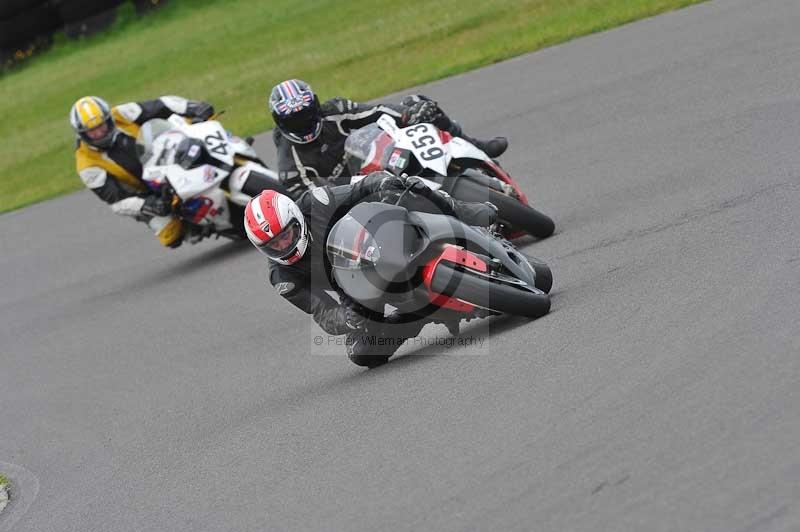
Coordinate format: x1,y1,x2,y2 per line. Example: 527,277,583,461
344,303,367,331
377,172,407,194
379,174,433,196
402,176,433,197
402,99,443,126
140,194,173,217
186,101,215,122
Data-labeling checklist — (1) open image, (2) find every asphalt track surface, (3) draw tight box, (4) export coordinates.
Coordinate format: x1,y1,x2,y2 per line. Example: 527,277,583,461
2,1,800,530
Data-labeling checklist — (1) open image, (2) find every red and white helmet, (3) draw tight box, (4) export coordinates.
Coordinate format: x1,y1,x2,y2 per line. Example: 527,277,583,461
244,190,308,265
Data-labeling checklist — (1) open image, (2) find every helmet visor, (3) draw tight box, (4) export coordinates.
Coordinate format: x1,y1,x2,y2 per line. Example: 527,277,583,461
277,105,320,138
137,119,180,163
262,220,303,260
86,123,111,141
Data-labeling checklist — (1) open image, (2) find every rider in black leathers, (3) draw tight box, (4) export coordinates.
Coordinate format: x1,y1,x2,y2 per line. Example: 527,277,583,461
268,79,508,198
246,171,498,365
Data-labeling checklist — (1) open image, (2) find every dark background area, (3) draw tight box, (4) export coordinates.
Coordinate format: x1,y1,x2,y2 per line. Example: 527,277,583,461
1,0,166,69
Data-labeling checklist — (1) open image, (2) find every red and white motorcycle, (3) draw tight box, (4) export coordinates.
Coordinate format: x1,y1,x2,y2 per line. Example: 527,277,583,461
345,114,555,239
137,114,288,242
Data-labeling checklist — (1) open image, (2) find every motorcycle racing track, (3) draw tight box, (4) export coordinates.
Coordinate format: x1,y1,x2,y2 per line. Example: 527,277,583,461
2,0,800,530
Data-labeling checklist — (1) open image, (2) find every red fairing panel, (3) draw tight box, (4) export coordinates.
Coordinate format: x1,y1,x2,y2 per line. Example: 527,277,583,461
421,244,487,312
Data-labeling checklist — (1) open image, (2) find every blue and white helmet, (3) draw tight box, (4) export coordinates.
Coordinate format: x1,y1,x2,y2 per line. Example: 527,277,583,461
269,79,322,144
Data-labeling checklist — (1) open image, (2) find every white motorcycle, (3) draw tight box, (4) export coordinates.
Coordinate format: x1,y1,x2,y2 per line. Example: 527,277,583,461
137,114,288,242
345,115,555,239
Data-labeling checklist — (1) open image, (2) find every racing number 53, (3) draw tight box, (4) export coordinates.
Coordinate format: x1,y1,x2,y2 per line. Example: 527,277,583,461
405,124,444,161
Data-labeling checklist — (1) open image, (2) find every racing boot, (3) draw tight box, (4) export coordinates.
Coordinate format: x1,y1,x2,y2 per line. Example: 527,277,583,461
442,119,508,158
345,330,396,368
461,135,508,158
424,108,508,159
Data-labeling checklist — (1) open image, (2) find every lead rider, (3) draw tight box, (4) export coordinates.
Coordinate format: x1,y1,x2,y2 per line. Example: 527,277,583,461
243,171,498,366
269,79,508,197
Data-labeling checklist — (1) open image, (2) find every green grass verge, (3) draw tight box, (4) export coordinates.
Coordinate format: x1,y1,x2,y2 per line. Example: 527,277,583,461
0,473,8,505
0,0,706,213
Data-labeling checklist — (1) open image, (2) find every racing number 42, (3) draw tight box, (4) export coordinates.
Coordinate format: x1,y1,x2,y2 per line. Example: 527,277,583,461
204,130,229,156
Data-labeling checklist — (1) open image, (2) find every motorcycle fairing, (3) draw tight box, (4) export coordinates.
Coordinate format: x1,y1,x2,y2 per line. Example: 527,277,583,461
420,244,487,311
328,202,540,316
180,187,232,229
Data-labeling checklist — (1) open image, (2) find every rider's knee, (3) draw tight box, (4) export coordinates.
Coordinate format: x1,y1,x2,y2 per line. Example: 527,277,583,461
149,216,184,247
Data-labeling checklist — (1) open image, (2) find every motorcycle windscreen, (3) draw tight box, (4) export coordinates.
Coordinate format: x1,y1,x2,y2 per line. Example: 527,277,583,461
327,213,388,308
327,214,381,270
137,120,186,166
327,204,425,312
344,124,398,175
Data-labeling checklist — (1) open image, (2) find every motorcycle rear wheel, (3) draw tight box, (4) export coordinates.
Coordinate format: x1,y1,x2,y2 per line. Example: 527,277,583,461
227,202,247,238
451,177,555,239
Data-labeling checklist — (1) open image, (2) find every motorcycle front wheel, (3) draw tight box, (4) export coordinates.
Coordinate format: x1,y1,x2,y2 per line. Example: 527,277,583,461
429,262,551,318
227,202,247,239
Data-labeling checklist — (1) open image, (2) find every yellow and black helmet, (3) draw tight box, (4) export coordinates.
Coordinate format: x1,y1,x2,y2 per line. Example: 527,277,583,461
69,96,117,149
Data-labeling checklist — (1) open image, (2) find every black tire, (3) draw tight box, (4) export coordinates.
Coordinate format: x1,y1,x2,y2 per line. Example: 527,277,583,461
222,171,288,239
227,202,247,238
430,262,550,318
451,177,555,239
239,170,290,197
525,256,553,294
